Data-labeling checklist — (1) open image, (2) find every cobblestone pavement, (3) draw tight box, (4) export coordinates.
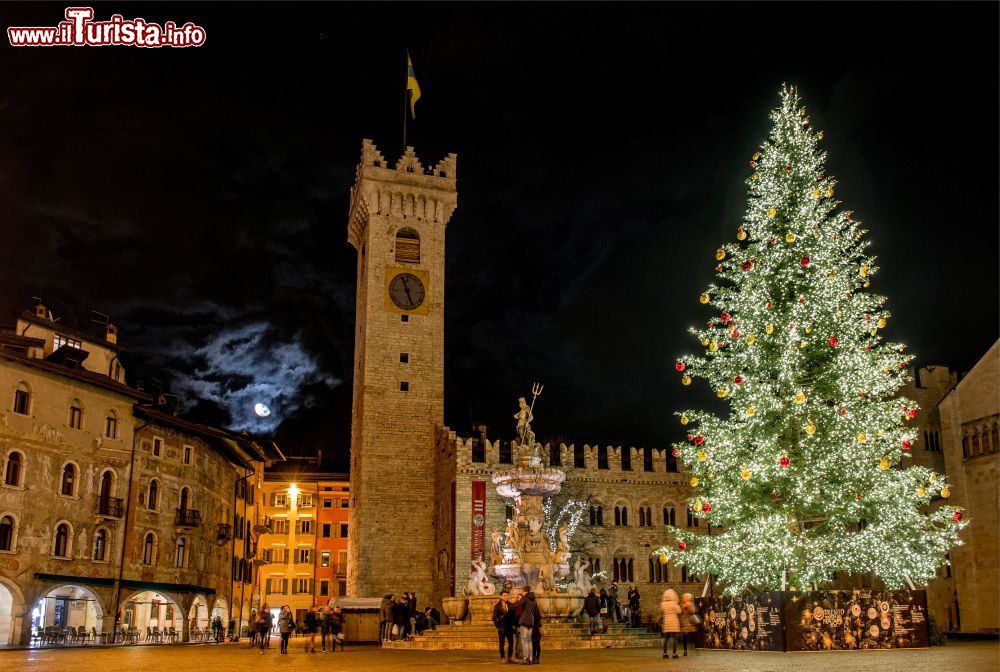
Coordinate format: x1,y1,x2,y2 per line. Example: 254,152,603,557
3,640,997,672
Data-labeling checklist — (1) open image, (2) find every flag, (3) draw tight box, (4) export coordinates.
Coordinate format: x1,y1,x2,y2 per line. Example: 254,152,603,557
406,52,421,118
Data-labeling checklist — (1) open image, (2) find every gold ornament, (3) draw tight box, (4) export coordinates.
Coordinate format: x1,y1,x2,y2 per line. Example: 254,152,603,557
690,476,699,487
828,270,836,279
857,432,867,444
794,392,806,405
812,188,821,199
737,228,748,241
745,405,756,417
746,333,756,345
697,450,708,462
752,152,760,161
836,311,842,318
805,325,813,334
659,553,668,564
716,387,729,398
785,232,796,243
693,501,703,512
826,187,835,198
681,375,692,386
863,280,871,288
877,317,887,329
767,207,777,218
860,265,869,277
765,324,775,335
709,342,718,352
941,486,951,498
928,474,937,483
716,248,726,261
804,116,810,125
879,457,890,470
752,172,759,181
700,338,710,346
680,415,689,426
917,487,926,497
818,131,824,140
806,422,816,435
740,468,752,481
699,293,710,304
800,340,808,349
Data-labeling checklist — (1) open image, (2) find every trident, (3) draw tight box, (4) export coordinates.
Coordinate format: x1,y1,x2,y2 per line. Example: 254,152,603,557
520,382,544,447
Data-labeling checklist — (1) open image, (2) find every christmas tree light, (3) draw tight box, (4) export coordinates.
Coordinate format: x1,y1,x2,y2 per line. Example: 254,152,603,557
654,86,967,595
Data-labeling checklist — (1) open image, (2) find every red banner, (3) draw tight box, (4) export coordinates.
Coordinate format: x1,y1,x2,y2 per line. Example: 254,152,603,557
471,481,486,561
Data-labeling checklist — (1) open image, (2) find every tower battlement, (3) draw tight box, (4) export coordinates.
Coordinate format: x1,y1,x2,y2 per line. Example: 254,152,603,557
348,140,458,249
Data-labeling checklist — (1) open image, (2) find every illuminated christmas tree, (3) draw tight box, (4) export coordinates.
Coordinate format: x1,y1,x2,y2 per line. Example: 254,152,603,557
655,86,967,595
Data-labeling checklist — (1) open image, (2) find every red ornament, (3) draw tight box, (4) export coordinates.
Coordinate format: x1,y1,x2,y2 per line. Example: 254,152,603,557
694,435,705,446
672,447,680,457
721,312,731,323
702,503,713,513
716,265,723,273
952,510,963,522
734,375,744,385
865,315,871,322
779,455,790,468
859,391,866,397
678,540,687,550
902,440,911,451
855,494,862,501
865,345,871,351
687,434,694,442
785,165,792,173
742,261,753,272
829,336,839,348
908,409,918,419
766,302,772,309
731,329,740,339
899,362,905,370
847,213,854,221
708,321,715,327
800,256,810,267
769,238,777,245
881,298,887,305
902,406,908,413
819,174,825,180
798,298,805,304
675,361,686,372
749,160,757,168
839,408,847,416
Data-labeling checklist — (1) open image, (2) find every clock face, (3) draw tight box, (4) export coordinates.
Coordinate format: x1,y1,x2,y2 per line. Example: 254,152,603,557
389,272,425,310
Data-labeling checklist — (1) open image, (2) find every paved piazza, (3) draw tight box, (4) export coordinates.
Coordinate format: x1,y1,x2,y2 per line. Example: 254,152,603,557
2,641,997,672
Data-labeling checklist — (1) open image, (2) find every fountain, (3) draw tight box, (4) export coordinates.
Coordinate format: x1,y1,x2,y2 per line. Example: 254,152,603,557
460,386,586,622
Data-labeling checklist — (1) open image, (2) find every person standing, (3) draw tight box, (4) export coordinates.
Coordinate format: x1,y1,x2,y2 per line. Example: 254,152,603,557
517,590,539,664
319,604,331,651
628,585,641,628
379,594,393,643
304,606,318,653
584,589,601,635
256,605,273,654
531,614,543,664
492,591,516,663
660,589,681,659
610,581,622,623
408,592,418,640
679,593,698,656
599,588,611,633
277,606,294,654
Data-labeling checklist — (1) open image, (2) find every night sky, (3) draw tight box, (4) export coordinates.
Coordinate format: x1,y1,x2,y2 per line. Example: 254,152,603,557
1,3,997,469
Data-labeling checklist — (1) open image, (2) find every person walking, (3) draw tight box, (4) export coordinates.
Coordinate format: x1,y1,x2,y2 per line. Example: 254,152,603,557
584,588,601,635
256,605,273,654
517,590,539,664
492,591,516,663
277,605,294,654
679,593,699,656
660,589,682,659
531,615,543,664
304,606,318,653
628,585,641,628
330,606,345,652
380,594,393,643
248,611,258,647
599,588,611,633
318,604,331,651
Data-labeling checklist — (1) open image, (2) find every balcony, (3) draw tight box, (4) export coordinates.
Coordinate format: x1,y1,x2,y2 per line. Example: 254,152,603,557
175,508,202,528
334,563,347,578
96,496,124,518
216,523,233,543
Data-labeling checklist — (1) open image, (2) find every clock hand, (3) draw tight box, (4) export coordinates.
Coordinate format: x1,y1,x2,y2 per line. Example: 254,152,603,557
403,278,413,304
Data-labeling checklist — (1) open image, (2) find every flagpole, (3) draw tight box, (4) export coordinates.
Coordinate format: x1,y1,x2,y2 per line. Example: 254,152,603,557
402,50,409,151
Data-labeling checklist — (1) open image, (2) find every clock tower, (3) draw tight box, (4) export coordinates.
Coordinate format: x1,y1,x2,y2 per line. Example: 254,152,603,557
345,140,458,599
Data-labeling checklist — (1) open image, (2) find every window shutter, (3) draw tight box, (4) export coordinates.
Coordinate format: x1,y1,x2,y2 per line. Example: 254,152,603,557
282,578,288,594
291,579,297,595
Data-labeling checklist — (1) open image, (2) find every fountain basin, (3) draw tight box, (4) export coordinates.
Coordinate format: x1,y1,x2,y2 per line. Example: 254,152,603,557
492,466,565,498
467,594,499,624
441,596,469,624
537,593,585,620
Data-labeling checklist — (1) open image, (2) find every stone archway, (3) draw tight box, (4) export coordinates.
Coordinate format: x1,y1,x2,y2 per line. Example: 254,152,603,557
119,590,181,642
0,577,26,645
188,594,210,639
32,585,105,643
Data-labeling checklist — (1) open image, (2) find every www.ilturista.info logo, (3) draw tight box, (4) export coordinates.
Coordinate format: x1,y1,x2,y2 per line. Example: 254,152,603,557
8,7,206,47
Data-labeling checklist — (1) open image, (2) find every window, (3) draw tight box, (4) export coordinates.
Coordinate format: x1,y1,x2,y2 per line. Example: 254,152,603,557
152,438,162,457
4,452,23,487
0,515,15,552
400,381,409,392
639,508,646,526
394,227,420,263
182,445,193,465
319,580,329,597
297,549,311,564
93,528,107,561
147,480,159,511
142,533,156,565
53,522,71,558
272,493,287,507
68,399,83,430
644,507,652,527
297,493,313,508
60,463,76,497
400,353,409,364
663,507,676,527
105,411,118,439
175,538,187,567
622,507,629,526
295,578,311,594
322,523,331,538
339,523,349,538
321,551,330,567
54,334,82,350
179,486,190,512
615,506,628,526
272,519,289,535
323,498,333,509
297,520,314,535
12,383,30,415
400,314,409,323
340,498,348,508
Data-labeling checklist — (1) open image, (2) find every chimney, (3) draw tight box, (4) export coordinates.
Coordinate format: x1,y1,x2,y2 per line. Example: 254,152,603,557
106,323,119,345
35,303,47,319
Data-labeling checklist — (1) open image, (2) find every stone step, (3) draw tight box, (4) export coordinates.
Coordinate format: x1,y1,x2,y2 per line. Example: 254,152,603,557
383,635,662,650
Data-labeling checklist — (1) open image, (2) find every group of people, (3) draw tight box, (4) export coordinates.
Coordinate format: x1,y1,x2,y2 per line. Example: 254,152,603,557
492,589,543,664
250,603,345,654
380,592,440,642
659,589,699,658
581,581,641,634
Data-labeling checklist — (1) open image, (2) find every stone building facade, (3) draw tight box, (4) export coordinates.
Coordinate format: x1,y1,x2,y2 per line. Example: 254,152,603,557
0,307,271,645
938,339,999,634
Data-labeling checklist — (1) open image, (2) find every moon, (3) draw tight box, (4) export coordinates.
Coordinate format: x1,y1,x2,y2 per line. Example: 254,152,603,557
254,403,271,418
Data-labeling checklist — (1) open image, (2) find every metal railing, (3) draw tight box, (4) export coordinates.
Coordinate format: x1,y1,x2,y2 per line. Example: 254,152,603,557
97,496,124,518
175,508,202,527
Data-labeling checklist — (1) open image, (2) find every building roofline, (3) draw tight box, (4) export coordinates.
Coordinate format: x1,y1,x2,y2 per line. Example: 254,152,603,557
17,309,126,353
0,348,151,400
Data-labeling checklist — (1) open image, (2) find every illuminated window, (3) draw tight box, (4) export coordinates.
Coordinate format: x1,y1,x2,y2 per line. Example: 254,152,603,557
93,528,108,561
